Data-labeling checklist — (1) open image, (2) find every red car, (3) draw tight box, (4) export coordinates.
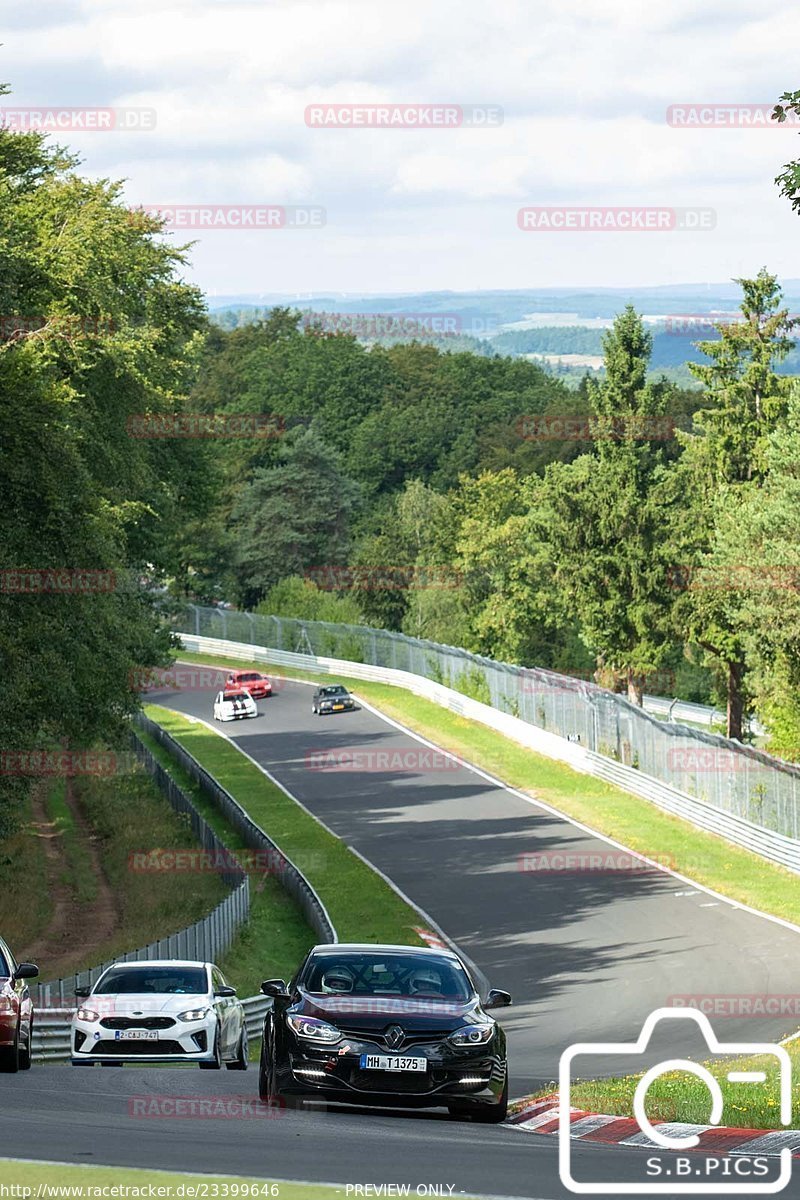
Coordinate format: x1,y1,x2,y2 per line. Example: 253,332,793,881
225,670,272,699
0,936,38,1072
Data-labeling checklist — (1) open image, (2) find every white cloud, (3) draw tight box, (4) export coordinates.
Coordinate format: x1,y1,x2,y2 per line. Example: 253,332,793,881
5,0,800,291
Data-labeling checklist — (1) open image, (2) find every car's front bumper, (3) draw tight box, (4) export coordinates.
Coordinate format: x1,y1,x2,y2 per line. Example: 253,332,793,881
277,1037,506,1109
71,1015,217,1063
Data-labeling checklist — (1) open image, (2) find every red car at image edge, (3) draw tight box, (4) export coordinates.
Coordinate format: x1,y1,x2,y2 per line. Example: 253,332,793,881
0,935,38,1073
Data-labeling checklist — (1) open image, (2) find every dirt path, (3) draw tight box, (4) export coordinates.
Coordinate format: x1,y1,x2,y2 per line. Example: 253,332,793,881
26,780,120,982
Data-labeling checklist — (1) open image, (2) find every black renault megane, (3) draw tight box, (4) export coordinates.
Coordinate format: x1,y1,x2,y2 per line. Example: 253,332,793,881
258,943,511,1121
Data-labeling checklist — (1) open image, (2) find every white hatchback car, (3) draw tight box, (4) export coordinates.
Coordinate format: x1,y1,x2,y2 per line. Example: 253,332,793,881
70,960,248,1068
213,688,257,722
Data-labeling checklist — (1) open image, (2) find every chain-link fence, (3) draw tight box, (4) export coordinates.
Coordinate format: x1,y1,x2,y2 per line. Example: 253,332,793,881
175,604,800,843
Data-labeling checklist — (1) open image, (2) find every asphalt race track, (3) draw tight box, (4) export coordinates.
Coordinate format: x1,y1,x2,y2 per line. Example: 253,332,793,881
5,671,800,1199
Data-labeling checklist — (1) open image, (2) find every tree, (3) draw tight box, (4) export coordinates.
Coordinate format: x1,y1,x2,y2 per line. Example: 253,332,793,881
773,90,800,213
229,426,360,606
0,89,206,833
539,307,678,704
671,269,796,738
710,386,800,755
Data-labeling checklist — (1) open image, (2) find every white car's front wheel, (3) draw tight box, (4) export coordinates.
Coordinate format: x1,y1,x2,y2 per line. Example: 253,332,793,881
198,1025,222,1070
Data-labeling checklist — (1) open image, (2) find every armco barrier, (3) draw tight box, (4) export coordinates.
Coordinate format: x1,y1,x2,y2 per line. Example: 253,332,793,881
174,631,800,876
33,994,271,1063
35,731,251,1009
134,713,337,944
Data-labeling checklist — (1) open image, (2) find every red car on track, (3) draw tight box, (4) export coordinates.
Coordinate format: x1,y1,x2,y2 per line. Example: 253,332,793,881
225,670,273,699
0,936,38,1073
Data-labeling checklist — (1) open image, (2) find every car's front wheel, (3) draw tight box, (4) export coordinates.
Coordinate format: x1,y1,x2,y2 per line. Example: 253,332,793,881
199,1025,222,1070
0,1027,20,1074
227,1024,248,1071
18,1021,32,1071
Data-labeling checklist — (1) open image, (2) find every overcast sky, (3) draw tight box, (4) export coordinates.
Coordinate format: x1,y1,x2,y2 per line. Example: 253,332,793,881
5,0,800,297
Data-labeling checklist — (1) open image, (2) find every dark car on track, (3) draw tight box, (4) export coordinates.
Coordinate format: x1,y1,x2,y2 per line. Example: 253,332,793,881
0,935,38,1073
311,684,355,715
258,943,511,1121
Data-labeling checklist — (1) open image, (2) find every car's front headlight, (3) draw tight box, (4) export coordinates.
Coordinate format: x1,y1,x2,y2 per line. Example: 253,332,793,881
177,1007,211,1022
287,1014,341,1043
449,1024,495,1047
75,1007,100,1022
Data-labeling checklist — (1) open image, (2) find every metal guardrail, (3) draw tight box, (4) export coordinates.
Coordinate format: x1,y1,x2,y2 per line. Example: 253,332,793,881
33,994,271,1062
643,693,765,737
135,714,337,944
35,732,251,1008
174,628,800,876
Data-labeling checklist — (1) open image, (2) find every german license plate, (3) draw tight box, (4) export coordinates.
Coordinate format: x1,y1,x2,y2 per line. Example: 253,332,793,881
114,1029,159,1041
360,1054,426,1071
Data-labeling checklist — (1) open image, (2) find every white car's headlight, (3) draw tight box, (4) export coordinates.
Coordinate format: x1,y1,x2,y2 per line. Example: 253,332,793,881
449,1024,495,1047
177,1007,211,1022
287,1014,341,1043
75,1007,100,1022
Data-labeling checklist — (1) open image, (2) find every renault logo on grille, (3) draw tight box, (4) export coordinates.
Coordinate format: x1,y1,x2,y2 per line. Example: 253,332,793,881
385,1024,405,1050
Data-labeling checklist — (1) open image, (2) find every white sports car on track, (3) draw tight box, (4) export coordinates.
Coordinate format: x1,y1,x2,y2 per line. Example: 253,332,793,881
70,960,248,1068
213,688,257,722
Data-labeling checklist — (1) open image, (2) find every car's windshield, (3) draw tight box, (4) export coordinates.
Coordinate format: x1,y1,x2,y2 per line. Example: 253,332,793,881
239,673,260,681
321,686,346,696
94,966,208,995
302,953,472,1000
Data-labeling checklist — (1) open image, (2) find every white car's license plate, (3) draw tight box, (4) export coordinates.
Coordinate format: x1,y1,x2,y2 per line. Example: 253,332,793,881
114,1030,159,1041
360,1054,426,1071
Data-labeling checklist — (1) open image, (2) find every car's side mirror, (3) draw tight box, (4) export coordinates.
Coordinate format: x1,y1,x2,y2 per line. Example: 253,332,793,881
74,985,91,999
261,979,288,997
214,986,237,998
484,988,512,1009
14,963,38,981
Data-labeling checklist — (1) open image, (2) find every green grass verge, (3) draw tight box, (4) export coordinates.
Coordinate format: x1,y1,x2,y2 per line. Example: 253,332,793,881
0,1160,354,1198
135,724,316,999
0,789,52,948
144,704,428,957
559,1037,800,1130
174,649,800,928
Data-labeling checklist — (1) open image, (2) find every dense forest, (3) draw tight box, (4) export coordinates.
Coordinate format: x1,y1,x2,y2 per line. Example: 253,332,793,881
4,85,800,836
